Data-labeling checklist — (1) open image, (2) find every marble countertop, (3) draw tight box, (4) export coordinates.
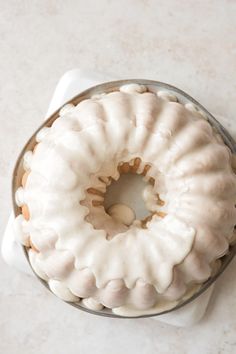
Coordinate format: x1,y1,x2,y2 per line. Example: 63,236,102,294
1,1,236,353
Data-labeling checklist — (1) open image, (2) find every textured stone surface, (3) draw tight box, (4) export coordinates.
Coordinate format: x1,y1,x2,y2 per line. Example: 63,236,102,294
1,1,236,353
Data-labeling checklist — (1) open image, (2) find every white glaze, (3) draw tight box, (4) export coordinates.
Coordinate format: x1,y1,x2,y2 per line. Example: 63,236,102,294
142,185,158,212
15,187,25,207
59,103,75,116
107,203,136,226
23,151,33,170
28,249,48,281
14,214,30,247
15,84,236,316
48,279,79,302
36,127,50,143
82,297,104,311
157,90,178,102
113,299,179,317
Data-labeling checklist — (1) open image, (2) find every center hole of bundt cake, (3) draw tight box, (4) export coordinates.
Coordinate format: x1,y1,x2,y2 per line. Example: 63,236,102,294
104,173,149,220
84,160,166,239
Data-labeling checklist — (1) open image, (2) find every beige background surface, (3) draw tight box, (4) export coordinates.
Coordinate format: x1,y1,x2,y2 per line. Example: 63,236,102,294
1,1,236,353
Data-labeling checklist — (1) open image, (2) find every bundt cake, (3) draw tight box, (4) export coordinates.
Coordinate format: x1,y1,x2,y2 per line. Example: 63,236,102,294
14,83,236,316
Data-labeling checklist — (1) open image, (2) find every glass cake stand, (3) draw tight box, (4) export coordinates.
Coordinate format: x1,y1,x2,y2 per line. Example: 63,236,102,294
2,70,236,327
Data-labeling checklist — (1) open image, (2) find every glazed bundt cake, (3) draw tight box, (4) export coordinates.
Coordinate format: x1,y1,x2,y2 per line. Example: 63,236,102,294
14,83,236,316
